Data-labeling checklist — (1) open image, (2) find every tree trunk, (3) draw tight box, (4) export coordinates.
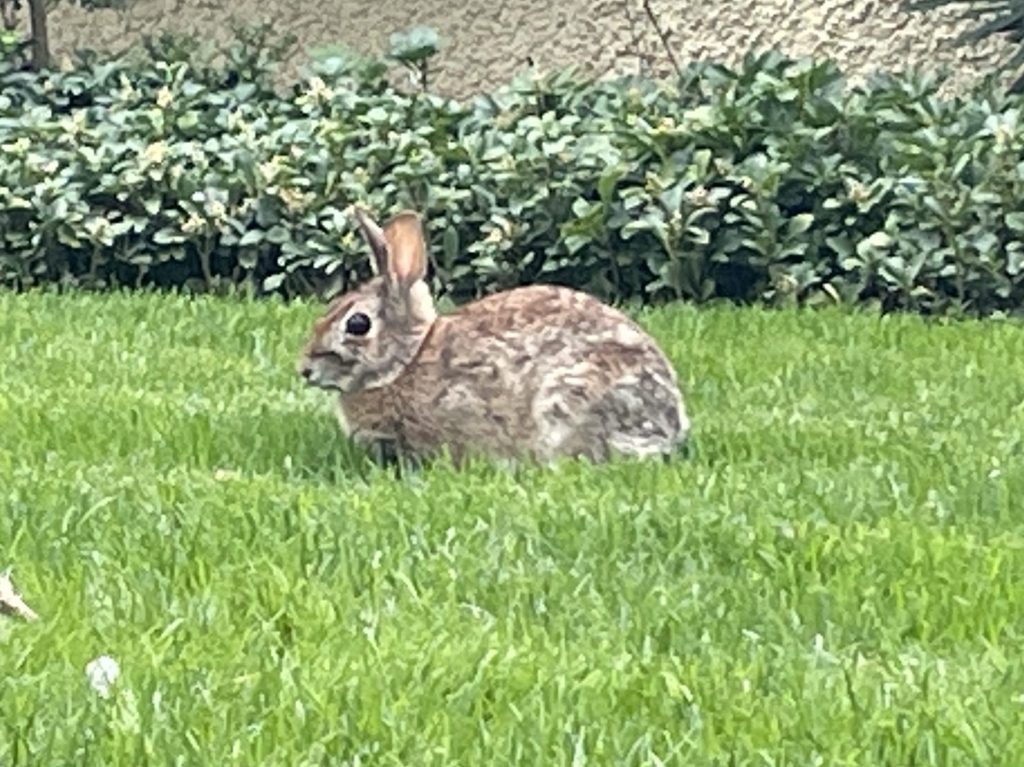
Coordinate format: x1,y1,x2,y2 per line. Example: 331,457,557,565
27,0,48,70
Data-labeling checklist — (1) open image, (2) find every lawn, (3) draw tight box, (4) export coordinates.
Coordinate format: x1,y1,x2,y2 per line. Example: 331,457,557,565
2,288,1024,765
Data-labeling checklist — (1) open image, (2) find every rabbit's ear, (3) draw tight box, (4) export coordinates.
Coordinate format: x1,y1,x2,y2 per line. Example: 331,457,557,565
350,207,428,290
350,205,390,277
382,211,428,289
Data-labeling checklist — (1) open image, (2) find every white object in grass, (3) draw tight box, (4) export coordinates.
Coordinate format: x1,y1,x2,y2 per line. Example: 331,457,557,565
85,655,121,699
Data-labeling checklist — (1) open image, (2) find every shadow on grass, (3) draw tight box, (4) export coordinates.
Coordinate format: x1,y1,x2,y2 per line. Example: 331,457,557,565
202,398,711,487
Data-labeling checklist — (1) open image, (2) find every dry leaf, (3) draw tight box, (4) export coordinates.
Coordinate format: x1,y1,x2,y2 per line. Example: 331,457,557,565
0,569,39,622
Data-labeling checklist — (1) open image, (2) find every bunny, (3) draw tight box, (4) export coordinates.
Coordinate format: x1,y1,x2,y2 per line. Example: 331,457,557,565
297,206,691,465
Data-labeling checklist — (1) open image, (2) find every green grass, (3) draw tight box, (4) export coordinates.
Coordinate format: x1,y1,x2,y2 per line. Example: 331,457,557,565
2,289,1024,766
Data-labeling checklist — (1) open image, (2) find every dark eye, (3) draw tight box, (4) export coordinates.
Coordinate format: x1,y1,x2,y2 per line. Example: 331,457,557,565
345,312,371,336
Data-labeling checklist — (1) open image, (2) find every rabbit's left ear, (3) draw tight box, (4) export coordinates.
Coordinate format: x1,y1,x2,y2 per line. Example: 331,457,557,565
350,206,428,291
382,211,428,290
350,205,390,277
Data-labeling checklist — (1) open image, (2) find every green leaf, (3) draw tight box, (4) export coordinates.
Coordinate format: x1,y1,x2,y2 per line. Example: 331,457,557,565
261,273,286,291
1007,244,1024,276
153,229,185,245
1006,212,1024,232
240,230,265,246
387,25,440,64
597,166,625,205
563,235,592,255
787,213,815,236
56,226,82,248
659,184,685,214
176,111,200,132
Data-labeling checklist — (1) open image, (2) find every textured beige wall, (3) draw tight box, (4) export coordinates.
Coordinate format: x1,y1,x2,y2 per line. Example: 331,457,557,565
41,0,1012,96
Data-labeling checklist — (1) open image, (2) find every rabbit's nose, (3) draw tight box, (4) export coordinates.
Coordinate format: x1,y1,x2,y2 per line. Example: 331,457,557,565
300,366,313,380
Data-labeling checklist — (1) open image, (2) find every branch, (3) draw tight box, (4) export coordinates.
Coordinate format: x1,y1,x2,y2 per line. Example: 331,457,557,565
619,0,651,75
642,0,683,80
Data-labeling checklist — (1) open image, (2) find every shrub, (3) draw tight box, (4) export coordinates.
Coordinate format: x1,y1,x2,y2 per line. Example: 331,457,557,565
2,30,1024,317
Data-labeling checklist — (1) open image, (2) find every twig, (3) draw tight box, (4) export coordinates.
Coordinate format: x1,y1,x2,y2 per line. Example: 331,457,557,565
642,0,683,80
616,46,658,75
0,569,39,622
619,0,654,76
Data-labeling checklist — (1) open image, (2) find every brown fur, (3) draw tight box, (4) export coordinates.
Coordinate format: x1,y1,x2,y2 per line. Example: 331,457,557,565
297,207,691,465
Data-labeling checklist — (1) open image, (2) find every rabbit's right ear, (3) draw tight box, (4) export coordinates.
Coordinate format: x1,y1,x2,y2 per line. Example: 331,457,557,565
350,206,390,277
381,211,428,291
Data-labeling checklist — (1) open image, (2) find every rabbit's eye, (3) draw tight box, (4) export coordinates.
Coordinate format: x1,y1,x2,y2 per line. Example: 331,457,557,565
345,312,371,336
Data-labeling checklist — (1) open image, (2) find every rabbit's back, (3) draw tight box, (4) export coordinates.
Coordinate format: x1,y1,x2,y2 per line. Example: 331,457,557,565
341,284,690,463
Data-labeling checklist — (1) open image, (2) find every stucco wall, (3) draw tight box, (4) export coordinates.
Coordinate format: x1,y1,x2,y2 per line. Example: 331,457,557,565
42,0,1012,96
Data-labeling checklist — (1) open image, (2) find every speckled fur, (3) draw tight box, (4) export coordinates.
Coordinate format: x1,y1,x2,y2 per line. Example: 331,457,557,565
298,208,691,465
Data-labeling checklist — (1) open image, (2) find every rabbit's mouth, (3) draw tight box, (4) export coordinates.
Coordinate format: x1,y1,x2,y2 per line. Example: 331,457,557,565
299,351,356,391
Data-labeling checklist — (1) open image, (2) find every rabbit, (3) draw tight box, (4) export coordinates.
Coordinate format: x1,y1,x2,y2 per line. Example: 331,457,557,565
297,206,691,466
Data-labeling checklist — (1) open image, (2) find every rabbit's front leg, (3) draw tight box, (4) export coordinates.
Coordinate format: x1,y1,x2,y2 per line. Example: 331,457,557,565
368,437,400,466
368,437,424,478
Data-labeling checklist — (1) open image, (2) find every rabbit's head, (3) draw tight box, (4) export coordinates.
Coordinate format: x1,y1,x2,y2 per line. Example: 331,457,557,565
297,207,436,393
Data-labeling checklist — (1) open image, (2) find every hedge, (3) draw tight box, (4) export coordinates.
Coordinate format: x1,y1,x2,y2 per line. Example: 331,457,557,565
2,28,1024,317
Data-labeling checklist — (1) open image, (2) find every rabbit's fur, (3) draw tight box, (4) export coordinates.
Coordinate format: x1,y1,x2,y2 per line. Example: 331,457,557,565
298,207,691,465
